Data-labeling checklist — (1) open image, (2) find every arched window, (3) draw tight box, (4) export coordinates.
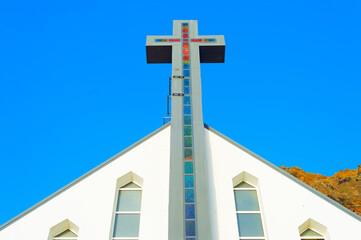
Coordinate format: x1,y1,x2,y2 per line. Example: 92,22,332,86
48,219,79,240
298,218,327,240
300,228,324,239
234,181,265,240
53,229,78,240
112,182,142,239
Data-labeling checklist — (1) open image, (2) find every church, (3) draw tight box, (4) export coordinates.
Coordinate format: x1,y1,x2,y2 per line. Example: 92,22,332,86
0,20,360,240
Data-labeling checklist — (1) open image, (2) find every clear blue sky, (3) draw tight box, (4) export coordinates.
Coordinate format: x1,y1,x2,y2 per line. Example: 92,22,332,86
0,0,360,226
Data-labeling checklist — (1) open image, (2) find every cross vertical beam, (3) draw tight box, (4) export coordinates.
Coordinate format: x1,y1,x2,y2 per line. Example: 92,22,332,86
146,20,225,240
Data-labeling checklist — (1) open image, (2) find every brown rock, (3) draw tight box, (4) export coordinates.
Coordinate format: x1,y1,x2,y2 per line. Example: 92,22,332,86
280,165,361,216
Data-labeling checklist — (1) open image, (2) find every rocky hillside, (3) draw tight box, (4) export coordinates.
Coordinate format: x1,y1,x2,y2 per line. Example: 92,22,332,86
280,165,361,216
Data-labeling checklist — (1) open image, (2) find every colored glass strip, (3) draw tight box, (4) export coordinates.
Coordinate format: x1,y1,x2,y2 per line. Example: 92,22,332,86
182,22,196,239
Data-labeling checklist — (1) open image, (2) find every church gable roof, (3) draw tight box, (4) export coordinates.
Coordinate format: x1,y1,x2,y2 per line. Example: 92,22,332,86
205,123,361,222
0,123,171,231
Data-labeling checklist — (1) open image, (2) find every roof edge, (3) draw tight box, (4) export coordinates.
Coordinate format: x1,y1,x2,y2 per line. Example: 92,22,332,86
204,123,361,222
0,123,171,231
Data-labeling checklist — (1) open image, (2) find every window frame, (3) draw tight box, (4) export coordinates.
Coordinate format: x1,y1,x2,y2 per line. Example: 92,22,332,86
111,182,142,240
234,182,266,240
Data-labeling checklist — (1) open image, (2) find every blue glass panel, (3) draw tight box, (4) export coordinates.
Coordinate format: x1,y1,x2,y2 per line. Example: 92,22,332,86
183,63,190,69
182,23,189,27
184,126,192,136
185,175,194,188
185,189,194,203
184,116,192,125
185,220,196,236
237,213,264,237
184,87,190,95
184,137,192,147
184,96,191,105
184,79,189,87
184,106,191,115
185,162,193,173
184,70,190,77
184,149,193,160
185,204,195,219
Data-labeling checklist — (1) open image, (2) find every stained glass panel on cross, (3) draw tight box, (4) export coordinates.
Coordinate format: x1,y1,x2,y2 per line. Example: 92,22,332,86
184,149,193,160
184,80,189,87
185,175,194,188
184,106,191,115
185,162,193,173
184,96,191,105
184,137,192,147
185,220,196,236
184,126,192,136
185,204,195,219
184,70,190,77
185,189,194,203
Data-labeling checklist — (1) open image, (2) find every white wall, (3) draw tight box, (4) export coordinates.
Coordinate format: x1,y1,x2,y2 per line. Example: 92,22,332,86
206,129,361,240
0,126,171,240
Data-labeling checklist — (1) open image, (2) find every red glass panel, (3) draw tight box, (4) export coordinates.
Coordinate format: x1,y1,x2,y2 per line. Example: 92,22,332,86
182,28,188,33
183,55,189,60
191,39,202,42
183,34,189,38
169,39,180,42
183,49,189,54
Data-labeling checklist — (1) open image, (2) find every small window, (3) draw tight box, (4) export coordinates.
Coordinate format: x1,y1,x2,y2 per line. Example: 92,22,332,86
53,229,77,240
300,228,325,239
112,182,142,239
234,181,265,240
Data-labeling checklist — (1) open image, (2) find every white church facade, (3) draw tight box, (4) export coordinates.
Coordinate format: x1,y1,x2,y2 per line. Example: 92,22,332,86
1,20,360,240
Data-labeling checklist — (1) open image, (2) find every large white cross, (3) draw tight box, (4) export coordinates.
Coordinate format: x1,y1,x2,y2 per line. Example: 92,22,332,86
146,20,225,240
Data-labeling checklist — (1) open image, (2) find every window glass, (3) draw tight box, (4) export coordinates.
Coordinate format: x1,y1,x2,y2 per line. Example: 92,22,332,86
113,214,140,237
237,213,264,237
116,190,142,211
112,182,142,239
234,190,260,211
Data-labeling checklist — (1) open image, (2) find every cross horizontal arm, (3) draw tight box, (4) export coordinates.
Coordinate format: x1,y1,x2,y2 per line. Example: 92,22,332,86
146,36,180,63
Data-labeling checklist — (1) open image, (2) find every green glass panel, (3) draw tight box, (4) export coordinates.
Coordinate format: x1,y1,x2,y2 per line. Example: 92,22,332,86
301,229,323,237
113,214,140,237
184,126,192,136
184,137,192,147
116,190,142,211
55,229,77,237
121,182,140,188
184,116,192,125
234,190,259,211
237,213,264,237
234,182,254,189
185,162,193,173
